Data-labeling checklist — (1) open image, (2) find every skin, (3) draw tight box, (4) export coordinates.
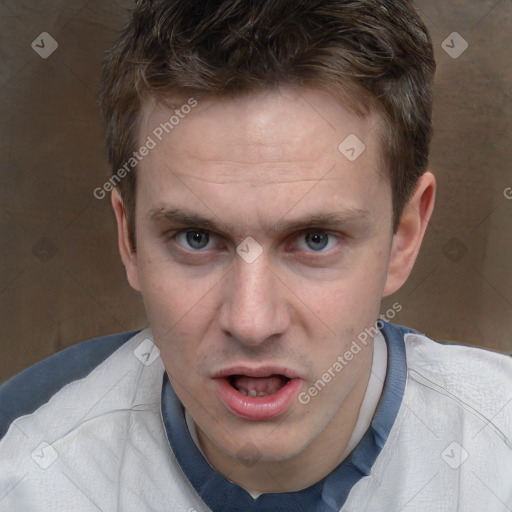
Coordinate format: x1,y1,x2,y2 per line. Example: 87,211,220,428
112,86,436,493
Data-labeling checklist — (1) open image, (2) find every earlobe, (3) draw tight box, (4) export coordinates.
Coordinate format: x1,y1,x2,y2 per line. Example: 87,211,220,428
382,171,436,297
111,188,141,292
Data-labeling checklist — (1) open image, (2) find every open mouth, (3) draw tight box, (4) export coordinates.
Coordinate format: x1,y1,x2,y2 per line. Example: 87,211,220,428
213,367,302,420
228,374,291,397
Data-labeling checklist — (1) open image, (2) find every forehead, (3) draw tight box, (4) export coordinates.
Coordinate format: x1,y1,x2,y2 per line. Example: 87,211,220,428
135,87,390,227
140,88,384,172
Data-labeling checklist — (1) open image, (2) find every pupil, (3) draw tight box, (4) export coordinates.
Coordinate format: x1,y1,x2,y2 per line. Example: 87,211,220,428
187,231,209,249
306,232,328,251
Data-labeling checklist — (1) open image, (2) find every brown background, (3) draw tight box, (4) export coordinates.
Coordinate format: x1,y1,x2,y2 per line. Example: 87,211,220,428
1,0,511,382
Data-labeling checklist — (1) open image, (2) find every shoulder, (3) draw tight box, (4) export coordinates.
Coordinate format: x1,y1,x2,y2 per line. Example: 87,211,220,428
400,328,512,443
0,330,175,510
349,324,512,510
403,328,512,387
0,330,140,440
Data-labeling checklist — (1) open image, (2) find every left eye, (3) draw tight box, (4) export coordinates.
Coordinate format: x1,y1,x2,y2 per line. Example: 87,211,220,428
296,231,338,252
175,230,212,250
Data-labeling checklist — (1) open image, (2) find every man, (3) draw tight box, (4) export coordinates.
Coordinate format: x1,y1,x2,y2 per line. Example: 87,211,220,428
1,0,511,510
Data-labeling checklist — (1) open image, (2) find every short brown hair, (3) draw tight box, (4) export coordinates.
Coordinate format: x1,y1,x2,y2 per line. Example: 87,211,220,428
99,0,436,244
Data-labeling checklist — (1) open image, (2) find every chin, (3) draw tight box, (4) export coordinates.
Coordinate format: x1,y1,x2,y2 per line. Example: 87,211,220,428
227,429,310,464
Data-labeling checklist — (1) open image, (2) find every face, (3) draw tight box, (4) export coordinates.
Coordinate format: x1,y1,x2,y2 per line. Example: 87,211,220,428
114,86,426,472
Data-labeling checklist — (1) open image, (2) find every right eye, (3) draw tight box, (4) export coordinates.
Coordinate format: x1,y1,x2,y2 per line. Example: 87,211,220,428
175,230,213,250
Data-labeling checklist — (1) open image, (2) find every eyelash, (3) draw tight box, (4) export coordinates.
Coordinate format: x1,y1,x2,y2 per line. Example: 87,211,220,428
169,229,343,255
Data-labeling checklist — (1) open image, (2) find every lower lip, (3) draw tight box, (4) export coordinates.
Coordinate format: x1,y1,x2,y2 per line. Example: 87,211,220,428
213,377,302,421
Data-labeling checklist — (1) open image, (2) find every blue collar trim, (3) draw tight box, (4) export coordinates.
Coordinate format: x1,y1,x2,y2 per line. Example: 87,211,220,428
161,321,416,512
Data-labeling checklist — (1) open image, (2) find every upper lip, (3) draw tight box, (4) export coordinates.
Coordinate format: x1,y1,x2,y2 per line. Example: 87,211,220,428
212,365,302,380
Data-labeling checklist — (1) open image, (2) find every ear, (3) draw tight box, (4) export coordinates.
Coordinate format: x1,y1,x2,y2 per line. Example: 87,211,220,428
111,188,141,292
382,171,436,297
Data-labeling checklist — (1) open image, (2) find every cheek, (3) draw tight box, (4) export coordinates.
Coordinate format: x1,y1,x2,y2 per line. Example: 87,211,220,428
297,270,383,383
136,253,221,360
137,249,210,318
305,273,383,334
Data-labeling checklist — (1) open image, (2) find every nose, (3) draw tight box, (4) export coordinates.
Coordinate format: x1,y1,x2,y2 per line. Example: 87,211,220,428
218,254,290,347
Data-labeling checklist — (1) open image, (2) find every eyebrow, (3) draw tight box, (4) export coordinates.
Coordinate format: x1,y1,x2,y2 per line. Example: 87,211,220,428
147,206,372,234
